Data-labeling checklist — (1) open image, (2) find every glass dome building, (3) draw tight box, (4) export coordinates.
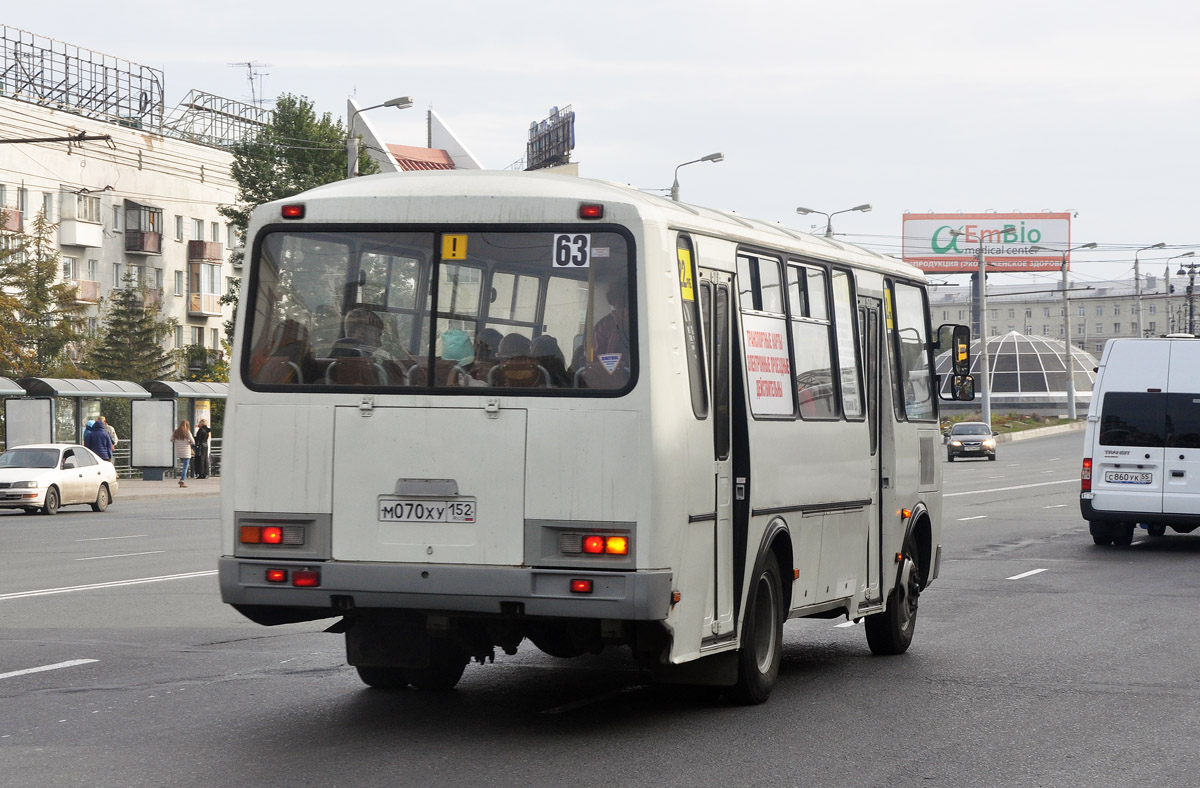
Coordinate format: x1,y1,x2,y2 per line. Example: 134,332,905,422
936,331,1099,416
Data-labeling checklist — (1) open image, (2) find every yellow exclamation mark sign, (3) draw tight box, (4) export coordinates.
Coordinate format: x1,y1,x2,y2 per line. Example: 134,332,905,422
442,234,467,260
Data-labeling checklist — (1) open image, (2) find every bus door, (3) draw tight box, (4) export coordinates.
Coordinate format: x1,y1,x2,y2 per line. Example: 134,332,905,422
858,295,884,605
700,269,735,638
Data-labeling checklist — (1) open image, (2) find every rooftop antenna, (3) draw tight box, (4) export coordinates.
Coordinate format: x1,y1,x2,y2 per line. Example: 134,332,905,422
229,61,272,107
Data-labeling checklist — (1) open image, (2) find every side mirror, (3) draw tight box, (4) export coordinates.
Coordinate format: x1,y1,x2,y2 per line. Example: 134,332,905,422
936,323,971,379
951,374,975,401
63,458,77,469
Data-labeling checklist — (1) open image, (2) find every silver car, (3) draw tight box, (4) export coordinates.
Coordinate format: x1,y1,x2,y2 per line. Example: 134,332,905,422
0,443,119,515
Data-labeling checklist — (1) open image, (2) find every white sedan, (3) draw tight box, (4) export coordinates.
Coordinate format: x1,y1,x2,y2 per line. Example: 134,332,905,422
0,443,119,515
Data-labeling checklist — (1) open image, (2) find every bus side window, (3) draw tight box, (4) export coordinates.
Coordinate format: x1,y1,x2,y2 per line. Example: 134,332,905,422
677,235,707,418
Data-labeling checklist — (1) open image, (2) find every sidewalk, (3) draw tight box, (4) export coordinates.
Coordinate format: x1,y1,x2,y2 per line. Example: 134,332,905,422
117,475,221,502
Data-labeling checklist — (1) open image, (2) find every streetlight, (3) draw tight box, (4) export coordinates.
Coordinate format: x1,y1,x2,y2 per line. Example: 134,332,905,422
795,204,872,238
1176,255,1200,335
1168,252,1196,332
1031,242,1097,419
949,226,999,427
346,96,413,179
1134,242,1166,336
669,152,724,202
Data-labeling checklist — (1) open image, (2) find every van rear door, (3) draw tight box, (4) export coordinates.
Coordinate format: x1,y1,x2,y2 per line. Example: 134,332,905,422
1164,345,1200,516
1093,392,1166,515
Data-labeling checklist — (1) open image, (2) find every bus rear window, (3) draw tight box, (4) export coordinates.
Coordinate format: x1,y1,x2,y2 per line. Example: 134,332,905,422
243,229,633,393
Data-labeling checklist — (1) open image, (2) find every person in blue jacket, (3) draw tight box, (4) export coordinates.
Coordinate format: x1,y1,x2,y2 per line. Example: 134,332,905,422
84,418,114,461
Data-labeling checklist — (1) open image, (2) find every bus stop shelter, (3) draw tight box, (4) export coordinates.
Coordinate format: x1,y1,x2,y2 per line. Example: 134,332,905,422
10,378,149,448
137,380,227,480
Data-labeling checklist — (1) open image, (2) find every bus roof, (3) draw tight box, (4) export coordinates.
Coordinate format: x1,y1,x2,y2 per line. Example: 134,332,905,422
257,170,924,282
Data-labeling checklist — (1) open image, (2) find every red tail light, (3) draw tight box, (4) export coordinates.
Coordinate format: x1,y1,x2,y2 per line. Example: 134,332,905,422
265,569,287,583
281,204,305,219
292,570,320,587
570,579,593,594
582,536,605,554
1081,458,1092,492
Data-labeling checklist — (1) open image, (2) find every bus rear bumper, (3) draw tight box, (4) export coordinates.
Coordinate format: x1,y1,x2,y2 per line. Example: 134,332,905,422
219,557,673,623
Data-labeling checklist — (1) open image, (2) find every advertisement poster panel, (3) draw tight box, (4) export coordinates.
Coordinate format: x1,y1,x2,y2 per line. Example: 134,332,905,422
742,314,794,416
902,212,1072,272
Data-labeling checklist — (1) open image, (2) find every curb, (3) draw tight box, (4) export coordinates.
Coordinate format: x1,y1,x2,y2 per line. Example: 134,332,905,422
994,420,1086,444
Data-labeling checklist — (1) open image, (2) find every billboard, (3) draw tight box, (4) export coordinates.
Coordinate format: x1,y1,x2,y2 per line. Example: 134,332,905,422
902,212,1073,272
526,105,575,171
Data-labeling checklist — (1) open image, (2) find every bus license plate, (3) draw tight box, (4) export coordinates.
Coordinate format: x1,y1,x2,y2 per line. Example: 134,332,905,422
1105,472,1152,485
378,498,476,523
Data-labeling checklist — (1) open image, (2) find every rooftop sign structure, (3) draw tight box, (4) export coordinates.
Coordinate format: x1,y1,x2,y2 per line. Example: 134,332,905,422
526,105,575,171
902,212,1074,272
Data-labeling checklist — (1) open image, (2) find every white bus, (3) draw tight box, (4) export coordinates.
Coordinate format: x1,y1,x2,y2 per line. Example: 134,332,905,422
219,171,973,703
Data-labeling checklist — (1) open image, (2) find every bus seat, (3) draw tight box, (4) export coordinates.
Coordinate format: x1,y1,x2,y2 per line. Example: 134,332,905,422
406,359,470,387
323,357,389,386
488,356,550,387
250,318,312,384
573,361,630,390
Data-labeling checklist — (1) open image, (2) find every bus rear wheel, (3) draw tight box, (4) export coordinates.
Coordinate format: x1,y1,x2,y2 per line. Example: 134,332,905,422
727,556,783,705
865,532,920,656
406,640,468,691
356,666,410,690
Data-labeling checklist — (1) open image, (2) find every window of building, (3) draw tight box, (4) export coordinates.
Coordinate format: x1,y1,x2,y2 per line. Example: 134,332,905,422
175,215,184,242
211,222,221,243
1150,304,1157,315
42,192,53,221
88,317,97,333
175,326,184,348
62,256,77,280
1043,325,1049,335
1025,309,1032,318
1008,325,1015,332
112,262,122,285
192,218,204,240
87,259,98,281
1044,307,1051,318
192,326,202,345
153,268,163,290
175,270,185,296
1096,305,1103,316
1095,342,1104,352
1114,322,1121,334
211,327,220,348
1078,306,1085,317
1095,323,1103,334
941,310,947,320
1078,324,1085,335
1149,321,1157,332
227,223,240,249
1008,309,1015,319
112,204,123,232
1114,305,1121,315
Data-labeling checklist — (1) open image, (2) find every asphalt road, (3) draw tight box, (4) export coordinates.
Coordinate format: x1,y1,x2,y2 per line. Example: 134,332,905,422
3,430,1199,787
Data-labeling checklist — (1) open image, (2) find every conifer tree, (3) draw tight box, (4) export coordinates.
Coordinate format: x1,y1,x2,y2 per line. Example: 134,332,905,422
0,209,89,377
88,266,177,382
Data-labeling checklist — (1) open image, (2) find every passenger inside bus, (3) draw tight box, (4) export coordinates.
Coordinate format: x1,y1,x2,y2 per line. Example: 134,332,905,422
531,334,571,388
571,277,631,388
472,327,504,383
330,307,388,359
324,306,405,385
490,332,549,387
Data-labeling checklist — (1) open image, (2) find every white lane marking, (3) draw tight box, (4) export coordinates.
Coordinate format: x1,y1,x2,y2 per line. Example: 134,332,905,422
988,475,1007,479
74,534,147,542
1041,470,1056,474
0,570,217,601
835,619,861,628
74,551,166,562
1044,504,1067,509
540,684,645,714
957,515,988,521
945,479,1076,498
1047,457,1062,462
1007,568,1048,580
0,659,98,681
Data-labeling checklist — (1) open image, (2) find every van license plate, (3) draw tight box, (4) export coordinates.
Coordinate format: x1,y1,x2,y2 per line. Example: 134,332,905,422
378,498,476,522
1105,472,1152,485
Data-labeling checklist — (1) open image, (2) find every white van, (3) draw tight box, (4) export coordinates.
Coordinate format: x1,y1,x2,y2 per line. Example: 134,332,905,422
1081,337,1200,545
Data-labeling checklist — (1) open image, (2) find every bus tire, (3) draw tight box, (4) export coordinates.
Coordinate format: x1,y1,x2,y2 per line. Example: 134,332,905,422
406,640,468,691
865,532,920,656
355,665,410,690
727,556,783,705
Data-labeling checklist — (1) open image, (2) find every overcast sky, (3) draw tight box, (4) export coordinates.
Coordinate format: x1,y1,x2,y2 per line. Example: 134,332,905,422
8,1,1200,289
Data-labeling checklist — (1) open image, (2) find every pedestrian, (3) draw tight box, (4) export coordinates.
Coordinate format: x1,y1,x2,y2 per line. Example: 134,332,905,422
193,419,211,479
171,420,195,488
84,418,114,461
100,416,118,449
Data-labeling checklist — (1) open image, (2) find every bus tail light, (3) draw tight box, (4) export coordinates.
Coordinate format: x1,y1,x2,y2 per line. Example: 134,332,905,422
1081,458,1092,492
579,203,604,219
570,579,593,594
292,570,320,587
281,204,305,219
265,568,287,583
240,524,306,546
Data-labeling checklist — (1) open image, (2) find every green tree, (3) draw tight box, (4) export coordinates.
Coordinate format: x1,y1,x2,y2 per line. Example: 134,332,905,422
218,93,377,345
88,266,177,382
0,209,89,378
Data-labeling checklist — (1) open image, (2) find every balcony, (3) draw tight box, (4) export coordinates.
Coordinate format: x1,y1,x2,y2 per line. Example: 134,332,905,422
189,292,221,316
125,229,162,255
1,208,21,233
73,280,101,303
60,219,103,248
187,240,223,262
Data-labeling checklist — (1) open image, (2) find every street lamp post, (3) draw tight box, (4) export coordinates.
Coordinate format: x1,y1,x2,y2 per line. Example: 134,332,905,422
670,152,724,202
1177,259,1200,335
795,204,872,238
1031,242,1097,419
1134,242,1166,336
1168,252,1196,333
346,96,413,179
